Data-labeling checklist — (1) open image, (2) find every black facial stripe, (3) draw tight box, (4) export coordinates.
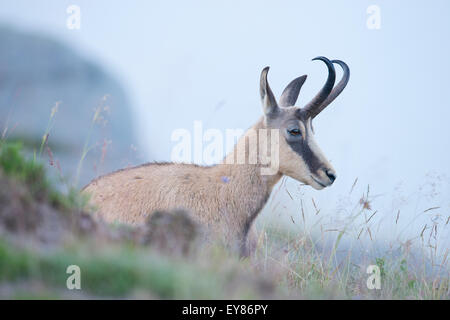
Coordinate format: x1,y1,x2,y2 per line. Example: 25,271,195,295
286,137,323,174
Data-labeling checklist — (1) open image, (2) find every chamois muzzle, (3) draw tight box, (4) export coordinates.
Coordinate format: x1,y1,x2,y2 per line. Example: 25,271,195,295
325,169,336,184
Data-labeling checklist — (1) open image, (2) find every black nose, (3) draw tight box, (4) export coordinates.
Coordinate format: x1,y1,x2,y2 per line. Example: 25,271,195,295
325,170,336,183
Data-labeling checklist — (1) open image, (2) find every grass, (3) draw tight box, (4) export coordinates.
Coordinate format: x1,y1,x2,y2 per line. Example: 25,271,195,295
249,179,449,299
0,238,274,299
0,141,89,211
252,223,448,299
74,95,110,187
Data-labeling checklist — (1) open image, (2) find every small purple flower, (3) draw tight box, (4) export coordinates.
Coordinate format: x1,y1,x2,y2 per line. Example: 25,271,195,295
221,176,230,183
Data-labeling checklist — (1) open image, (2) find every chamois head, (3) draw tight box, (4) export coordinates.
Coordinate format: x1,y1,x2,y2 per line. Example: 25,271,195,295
260,56,349,190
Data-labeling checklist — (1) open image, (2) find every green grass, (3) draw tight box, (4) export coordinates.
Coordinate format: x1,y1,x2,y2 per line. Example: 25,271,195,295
0,237,276,299
1,226,447,299
0,141,89,211
0,141,48,198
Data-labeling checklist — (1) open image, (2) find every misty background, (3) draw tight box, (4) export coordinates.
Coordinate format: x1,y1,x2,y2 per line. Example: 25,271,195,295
0,1,448,251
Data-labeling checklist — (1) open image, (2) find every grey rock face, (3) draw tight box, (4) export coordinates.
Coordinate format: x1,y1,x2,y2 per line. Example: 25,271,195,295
0,25,138,187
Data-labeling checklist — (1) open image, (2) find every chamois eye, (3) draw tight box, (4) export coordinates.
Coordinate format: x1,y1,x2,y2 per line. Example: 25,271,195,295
288,128,301,136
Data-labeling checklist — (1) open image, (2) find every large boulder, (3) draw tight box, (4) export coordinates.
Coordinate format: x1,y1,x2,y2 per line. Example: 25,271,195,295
0,25,138,187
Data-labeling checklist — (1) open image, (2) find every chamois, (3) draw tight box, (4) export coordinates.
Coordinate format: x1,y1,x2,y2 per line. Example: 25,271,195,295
83,56,350,255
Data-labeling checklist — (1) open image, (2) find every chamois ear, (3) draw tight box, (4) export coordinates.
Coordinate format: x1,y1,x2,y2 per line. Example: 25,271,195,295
279,75,307,107
260,67,279,116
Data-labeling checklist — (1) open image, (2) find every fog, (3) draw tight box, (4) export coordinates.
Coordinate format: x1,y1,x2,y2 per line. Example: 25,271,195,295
1,0,449,249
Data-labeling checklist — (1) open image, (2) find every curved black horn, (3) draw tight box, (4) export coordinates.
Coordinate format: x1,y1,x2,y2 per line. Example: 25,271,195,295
303,56,336,116
310,59,350,119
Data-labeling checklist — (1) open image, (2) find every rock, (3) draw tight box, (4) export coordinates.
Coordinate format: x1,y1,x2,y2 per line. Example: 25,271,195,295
0,25,138,187
142,210,201,256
